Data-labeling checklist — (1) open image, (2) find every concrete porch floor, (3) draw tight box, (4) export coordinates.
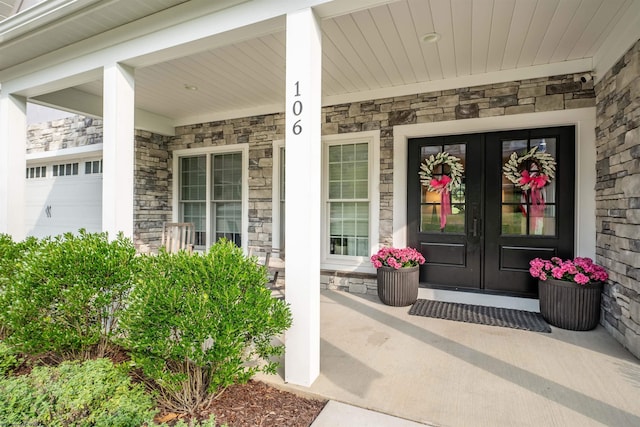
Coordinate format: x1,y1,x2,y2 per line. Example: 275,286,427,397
257,290,640,427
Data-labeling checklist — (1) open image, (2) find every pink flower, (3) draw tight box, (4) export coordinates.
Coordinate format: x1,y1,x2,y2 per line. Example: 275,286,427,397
574,273,590,285
531,256,608,286
370,246,426,270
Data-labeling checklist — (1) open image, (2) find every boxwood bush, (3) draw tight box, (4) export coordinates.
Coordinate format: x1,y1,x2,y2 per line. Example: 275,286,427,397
0,230,137,360
120,239,292,414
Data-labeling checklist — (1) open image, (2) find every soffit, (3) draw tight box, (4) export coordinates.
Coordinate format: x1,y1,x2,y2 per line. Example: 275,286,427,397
0,0,189,69
14,0,638,125
0,0,19,21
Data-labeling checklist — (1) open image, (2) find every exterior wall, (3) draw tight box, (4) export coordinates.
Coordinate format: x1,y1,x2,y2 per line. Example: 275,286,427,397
25,73,601,296
134,130,172,253
168,114,285,248
158,73,595,294
595,38,640,358
27,116,102,154
321,73,595,251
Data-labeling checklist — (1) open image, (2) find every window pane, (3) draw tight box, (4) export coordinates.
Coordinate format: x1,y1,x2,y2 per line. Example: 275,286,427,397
213,201,241,246
328,182,341,199
181,156,206,202
329,201,369,256
420,143,466,233
182,202,206,246
85,162,91,174
501,138,557,236
212,153,241,201
355,181,368,199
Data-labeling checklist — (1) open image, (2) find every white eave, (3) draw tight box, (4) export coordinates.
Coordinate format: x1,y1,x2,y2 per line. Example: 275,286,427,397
0,0,100,44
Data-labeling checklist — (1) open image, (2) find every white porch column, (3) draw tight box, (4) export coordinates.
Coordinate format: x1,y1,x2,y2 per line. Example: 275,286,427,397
102,63,135,239
0,93,27,240
284,8,322,386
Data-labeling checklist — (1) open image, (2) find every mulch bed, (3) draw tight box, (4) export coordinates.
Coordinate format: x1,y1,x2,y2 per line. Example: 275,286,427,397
156,380,327,427
8,346,327,426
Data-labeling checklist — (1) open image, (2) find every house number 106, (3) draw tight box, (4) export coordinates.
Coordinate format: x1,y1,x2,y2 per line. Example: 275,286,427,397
292,81,303,135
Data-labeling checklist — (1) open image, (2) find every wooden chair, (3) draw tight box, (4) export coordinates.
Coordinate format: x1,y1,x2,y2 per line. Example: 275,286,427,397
248,246,283,286
161,222,195,253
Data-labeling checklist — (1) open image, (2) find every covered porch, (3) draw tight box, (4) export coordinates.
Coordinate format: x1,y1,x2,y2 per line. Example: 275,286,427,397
260,290,640,426
2,0,640,391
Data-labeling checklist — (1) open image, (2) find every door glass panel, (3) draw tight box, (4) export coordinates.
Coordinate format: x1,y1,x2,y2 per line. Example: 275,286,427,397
420,143,466,233
501,138,557,236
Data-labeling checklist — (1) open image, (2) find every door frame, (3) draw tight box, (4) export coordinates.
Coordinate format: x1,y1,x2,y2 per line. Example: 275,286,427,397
393,108,597,262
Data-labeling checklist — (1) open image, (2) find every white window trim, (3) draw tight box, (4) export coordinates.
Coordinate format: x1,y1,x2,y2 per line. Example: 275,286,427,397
272,139,285,251
172,144,249,251
321,131,380,273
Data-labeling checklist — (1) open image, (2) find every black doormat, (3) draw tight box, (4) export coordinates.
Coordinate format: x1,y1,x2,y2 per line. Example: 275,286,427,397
409,299,551,333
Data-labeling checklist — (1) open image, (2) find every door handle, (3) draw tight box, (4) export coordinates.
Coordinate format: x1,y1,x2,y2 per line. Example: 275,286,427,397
472,218,478,237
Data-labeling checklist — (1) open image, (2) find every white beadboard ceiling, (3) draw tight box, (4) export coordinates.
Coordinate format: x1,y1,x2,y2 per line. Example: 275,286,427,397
2,0,636,125
0,0,19,21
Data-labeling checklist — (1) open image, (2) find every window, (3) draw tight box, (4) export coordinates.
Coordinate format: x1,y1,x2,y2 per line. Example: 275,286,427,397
26,166,46,179
322,131,380,270
272,132,379,271
211,152,242,246
327,143,369,257
174,146,247,250
53,162,78,176
85,160,103,174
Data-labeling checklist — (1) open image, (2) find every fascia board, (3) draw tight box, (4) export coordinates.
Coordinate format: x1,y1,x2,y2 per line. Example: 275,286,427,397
0,0,102,44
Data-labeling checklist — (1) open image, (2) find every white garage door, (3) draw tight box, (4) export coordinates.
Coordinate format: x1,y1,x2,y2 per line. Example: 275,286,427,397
25,158,102,238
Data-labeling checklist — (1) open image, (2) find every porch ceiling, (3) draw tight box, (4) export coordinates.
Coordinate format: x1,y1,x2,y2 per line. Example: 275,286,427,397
3,0,637,126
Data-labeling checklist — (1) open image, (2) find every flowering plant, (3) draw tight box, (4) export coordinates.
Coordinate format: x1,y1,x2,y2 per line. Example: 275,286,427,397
529,256,608,285
371,247,425,270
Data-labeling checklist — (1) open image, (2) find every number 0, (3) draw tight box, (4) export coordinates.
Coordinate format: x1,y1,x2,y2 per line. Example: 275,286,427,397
292,100,303,116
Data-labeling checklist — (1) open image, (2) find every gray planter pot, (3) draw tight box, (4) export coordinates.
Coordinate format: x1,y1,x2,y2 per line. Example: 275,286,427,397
538,278,603,331
377,266,419,306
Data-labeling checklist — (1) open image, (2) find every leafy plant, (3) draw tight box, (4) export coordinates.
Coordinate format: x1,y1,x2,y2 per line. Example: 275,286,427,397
1,230,138,360
0,341,23,376
0,234,40,339
0,358,156,426
120,239,292,414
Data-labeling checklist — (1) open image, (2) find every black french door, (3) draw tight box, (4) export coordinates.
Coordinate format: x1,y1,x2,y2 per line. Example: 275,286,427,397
407,126,575,297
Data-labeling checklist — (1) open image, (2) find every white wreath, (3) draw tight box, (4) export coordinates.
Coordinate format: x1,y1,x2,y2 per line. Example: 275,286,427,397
419,152,464,193
503,146,556,190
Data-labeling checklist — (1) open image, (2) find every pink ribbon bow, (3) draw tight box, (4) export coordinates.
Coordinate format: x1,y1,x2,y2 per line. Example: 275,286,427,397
519,171,547,218
518,170,548,189
430,176,452,229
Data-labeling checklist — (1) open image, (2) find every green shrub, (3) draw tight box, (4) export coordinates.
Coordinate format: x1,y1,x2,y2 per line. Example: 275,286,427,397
0,358,156,426
120,239,292,414
1,230,137,360
0,234,40,339
0,341,23,376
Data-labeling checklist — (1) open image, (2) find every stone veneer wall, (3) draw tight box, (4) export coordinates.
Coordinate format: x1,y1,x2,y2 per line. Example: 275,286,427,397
25,116,171,253
595,38,640,358
134,130,172,253
167,114,285,248
26,115,102,154
161,73,595,295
